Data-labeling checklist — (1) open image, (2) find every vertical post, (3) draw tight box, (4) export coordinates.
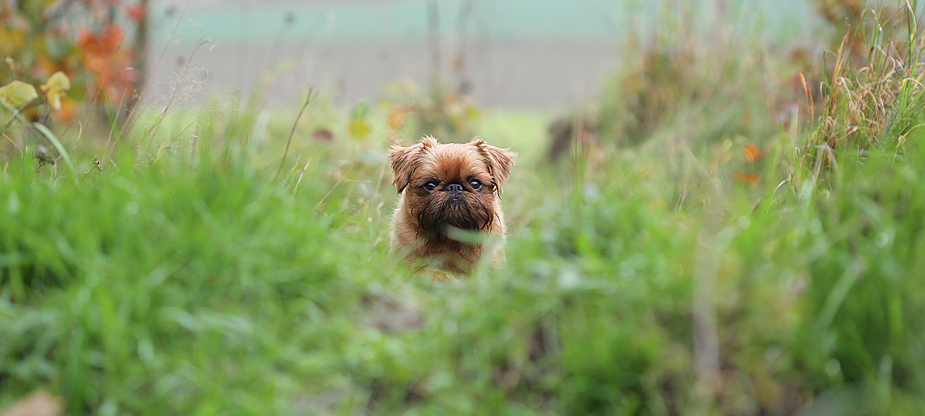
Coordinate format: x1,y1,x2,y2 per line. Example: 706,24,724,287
427,0,441,93
129,0,149,115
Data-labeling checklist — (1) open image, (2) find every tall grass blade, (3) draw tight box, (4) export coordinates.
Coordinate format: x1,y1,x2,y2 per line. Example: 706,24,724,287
276,87,314,182
31,122,77,181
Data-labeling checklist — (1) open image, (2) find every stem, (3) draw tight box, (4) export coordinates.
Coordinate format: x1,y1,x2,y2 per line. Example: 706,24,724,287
275,88,315,182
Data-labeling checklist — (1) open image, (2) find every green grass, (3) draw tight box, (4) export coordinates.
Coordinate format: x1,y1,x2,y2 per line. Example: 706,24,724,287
2,104,925,415
4,2,925,415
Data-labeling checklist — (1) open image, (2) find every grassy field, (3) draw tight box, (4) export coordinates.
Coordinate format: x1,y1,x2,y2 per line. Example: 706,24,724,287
4,2,925,415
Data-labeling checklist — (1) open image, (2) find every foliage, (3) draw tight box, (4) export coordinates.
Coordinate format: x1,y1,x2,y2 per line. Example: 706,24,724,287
1,73,74,174
805,4,925,173
0,0,145,122
3,0,925,415
810,0,899,63
379,81,482,144
4,92,925,413
584,3,790,151
542,1,795,213
0,80,39,109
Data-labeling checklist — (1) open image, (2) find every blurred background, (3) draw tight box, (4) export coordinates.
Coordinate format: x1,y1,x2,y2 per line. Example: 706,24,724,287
144,0,819,109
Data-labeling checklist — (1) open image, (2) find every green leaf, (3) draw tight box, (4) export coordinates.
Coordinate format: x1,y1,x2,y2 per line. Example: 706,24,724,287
348,100,371,138
348,119,371,139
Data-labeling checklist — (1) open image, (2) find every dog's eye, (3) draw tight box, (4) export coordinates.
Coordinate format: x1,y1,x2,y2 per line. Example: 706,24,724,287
423,180,438,192
469,179,482,190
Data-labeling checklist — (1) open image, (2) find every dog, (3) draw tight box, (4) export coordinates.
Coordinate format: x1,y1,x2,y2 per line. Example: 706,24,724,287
388,136,516,274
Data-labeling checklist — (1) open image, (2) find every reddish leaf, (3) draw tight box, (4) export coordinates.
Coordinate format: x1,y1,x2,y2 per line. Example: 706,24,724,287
76,23,135,103
126,3,146,23
734,172,760,185
312,128,333,141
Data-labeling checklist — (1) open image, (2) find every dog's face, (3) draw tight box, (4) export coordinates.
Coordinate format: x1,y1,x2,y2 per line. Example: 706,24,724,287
389,136,515,238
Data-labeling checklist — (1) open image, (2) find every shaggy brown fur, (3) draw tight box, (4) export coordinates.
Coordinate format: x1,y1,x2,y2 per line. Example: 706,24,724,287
389,136,516,274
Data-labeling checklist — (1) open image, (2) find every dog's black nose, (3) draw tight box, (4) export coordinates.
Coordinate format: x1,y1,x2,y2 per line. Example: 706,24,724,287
447,183,463,194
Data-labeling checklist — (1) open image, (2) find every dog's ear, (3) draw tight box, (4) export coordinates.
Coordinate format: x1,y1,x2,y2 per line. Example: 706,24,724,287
388,136,439,193
470,137,516,194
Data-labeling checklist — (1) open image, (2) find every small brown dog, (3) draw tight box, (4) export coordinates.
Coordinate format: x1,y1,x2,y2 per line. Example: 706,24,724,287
389,136,516,274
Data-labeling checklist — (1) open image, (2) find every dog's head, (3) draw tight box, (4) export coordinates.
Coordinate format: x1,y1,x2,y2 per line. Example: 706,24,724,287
389,136,516,237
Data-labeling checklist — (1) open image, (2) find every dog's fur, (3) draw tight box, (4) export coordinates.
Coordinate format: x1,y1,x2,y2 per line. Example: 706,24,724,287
388,136,516,274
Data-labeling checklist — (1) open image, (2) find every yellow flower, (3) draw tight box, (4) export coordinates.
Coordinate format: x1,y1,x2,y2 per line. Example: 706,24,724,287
40,71,71,111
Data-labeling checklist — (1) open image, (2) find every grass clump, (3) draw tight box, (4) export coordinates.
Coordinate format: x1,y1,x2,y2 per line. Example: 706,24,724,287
807,3,925,174
0,109,398,414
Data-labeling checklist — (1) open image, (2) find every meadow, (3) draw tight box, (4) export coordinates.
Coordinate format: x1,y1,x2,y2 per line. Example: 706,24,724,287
3,2,925,415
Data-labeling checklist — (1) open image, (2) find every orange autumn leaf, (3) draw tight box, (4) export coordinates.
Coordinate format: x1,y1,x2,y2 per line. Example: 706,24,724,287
744,143,762,163
734,172,760,185
76,23,135,103
387,107,408,130
77,24,124,58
